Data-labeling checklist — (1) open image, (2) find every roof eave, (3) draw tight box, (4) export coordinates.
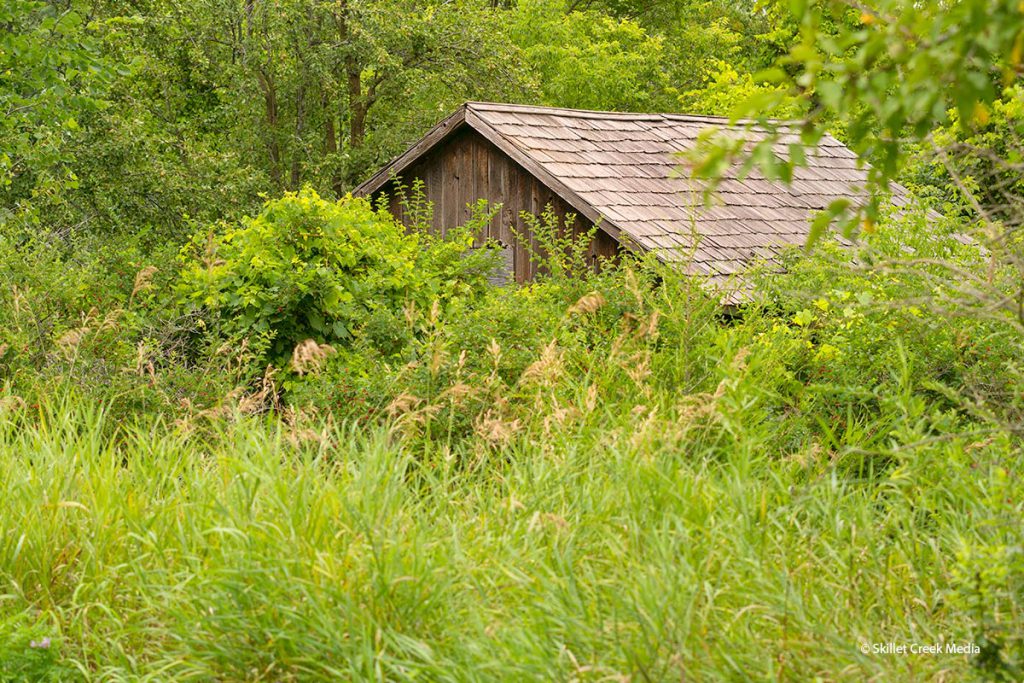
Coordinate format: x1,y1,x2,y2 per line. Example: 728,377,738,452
352,105,470,197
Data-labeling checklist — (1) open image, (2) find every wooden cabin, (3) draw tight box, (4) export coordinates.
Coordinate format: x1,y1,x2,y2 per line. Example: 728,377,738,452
354,102,896,301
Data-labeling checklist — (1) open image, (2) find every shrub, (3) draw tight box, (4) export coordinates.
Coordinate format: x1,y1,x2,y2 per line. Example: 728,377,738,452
283,203,1023,472
177,189,421,361
177,188,501,365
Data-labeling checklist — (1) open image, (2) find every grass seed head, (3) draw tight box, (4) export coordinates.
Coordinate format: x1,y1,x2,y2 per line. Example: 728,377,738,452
475,412,521,445
130,266,159,302
569,291,605,316
439,382,475,405
56,327,89,359
637,310,660,340
236,364,279,414
584,384,599,413
386,393,423,417
624,266,644,306
521,339,563,387
291,339,337,376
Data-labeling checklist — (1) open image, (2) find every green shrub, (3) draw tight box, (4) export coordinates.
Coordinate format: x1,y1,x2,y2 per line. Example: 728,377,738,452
177,188,501,365
177,189,421,361
0,229,275,425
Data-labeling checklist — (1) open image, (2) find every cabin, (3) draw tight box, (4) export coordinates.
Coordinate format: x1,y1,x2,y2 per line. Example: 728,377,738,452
354,102,894,301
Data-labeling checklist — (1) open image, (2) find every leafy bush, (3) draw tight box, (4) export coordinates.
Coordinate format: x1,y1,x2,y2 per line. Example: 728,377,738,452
177,188,500,364
750,206,1023,439
177,189,419,360
284,205,1023,479
0,229,282,426
0,232,159,409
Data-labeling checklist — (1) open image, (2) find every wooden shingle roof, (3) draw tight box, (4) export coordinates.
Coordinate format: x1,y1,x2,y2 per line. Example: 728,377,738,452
356,102,900,299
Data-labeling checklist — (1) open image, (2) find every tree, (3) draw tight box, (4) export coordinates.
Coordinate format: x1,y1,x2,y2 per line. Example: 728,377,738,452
693,0,1023,227
510,0,677,112
0,0,114,230
146,0,528,194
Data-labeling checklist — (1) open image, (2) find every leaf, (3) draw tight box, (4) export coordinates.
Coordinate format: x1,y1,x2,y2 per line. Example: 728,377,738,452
788,143,806,168
816,80,844,110
793,309,816,327
731,90,785,120
308,310,325,333
807,199,850,249
753,67,789,84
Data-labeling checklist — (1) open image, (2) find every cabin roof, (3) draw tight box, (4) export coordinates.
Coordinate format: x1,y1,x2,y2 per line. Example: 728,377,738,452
355,102,910,300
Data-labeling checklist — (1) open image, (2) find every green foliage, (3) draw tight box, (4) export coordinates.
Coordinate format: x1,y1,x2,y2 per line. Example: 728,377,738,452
3,202,1024,679
285,213,1022,459
177,188,500,363
748,217,1021,457
952,461,1024,681
692,0,1024,240
0,0,115,223
516,205,600,279
0,229,272,425
669,0,794,111
3,0,1024,678
679,59,803,118
905,85,1024,224
511,0,678,111
0,0,268,246
0,281,1021,678
134,0,528,191
0,616,71,682
177,189,420,360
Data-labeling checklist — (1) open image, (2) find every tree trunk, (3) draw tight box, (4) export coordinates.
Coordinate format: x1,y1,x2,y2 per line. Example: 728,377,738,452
324,92,342,196
332,1,369,189
290,83,306,189
347,64,366,151
257,69,283,189
246,0,283,189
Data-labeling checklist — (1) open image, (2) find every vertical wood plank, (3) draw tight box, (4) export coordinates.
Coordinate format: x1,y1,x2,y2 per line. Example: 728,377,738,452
486,147,502,243
442,137,461,238
516,168,532,283
499,155,515,247
423,154,442,236
475,138,490,245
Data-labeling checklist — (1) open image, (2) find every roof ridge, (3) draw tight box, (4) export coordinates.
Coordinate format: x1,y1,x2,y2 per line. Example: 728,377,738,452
465,101,784,126
464,100,737,123
467,101,662,121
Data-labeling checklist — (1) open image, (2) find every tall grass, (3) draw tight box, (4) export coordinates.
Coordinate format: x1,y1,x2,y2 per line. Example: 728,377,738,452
0,398,1018,681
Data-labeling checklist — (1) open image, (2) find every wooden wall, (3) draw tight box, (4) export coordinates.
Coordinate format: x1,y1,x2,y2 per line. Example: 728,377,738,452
373,128,620,284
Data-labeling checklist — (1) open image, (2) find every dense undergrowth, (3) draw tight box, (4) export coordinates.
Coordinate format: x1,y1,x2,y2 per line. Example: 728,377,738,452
1,192,1023,681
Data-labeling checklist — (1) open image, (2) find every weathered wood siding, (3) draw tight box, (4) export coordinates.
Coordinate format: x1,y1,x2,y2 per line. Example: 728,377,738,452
372,128,619,284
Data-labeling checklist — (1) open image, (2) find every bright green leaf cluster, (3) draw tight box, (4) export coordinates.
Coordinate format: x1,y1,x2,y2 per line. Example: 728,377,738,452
691,0,1024,245
177,189,424,360
176,188,502,364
